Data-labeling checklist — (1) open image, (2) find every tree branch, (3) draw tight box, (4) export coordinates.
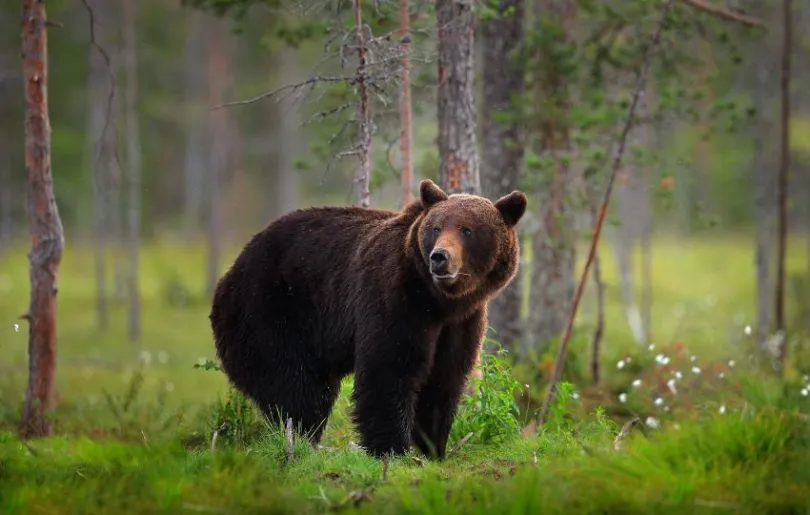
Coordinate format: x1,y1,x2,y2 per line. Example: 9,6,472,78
680,0,765,29
535,0,673,429
210,75,358,110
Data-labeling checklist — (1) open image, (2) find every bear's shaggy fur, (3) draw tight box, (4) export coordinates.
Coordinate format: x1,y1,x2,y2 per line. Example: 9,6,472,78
209,180,527,458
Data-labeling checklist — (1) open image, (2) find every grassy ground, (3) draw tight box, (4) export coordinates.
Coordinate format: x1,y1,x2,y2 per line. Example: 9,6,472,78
1,233,809,513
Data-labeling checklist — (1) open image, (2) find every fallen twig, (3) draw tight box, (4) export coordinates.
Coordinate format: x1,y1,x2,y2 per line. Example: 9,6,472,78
448,432,474,457
613,416,641,451
536,0,673,428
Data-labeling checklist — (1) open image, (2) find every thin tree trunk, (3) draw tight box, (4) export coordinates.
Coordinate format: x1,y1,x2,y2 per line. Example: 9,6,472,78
354,0,371,207
20,0,65,438
436,0,479,194
480,0,525,352
399,0,413,207
752,38,773,353
0,119,12,247
776,0,792,366
206,19,226,298
275,49,302,217
182,12,206,237
585,176,605,386
85,7,110,329
123,0,141,343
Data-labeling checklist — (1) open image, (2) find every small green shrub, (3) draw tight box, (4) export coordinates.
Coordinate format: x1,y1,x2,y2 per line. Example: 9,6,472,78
449,339,522,446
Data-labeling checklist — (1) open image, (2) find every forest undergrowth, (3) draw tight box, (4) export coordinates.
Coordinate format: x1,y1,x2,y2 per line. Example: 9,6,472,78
1,235,810,514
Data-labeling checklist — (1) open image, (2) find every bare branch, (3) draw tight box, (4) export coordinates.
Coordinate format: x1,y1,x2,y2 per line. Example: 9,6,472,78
680,0,765,28
211,75,357,110
536,0,673,429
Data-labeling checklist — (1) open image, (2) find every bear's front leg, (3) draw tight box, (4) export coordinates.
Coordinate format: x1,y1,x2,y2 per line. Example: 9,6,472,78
411,309,486,460
351,325,439,458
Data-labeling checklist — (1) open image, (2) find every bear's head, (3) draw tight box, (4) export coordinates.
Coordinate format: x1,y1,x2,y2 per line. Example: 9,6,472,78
413,179,527,299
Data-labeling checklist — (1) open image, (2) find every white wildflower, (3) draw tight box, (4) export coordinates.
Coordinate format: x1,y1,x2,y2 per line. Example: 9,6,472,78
654,397,664,406
632,379,642,388
744,325,752,336
728,360,736,368
618,393,628,403
692,366,701,374
690,355,697,362
801,389,808,397
617,360,626,370
139,350,152,365
13,323,19,333
666,379,678,394
648,344,655,352
645,417,660,429
675,371,683,380
719,405,726,414
718,372,725,379
802,375,809,384
572,392,580,400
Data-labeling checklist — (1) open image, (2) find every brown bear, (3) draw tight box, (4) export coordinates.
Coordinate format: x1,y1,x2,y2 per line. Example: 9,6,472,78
209,179,527,459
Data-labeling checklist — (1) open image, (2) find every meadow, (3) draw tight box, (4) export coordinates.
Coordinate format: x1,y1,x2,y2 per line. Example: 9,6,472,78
1,233,810,514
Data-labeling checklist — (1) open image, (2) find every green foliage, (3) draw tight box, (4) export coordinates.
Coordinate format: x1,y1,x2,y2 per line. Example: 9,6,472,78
450,340,522,446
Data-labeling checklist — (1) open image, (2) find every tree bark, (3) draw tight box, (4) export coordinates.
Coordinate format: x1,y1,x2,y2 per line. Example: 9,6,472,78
775,0,792,366
123,0,141,342
436,0,480,194
84,0,113,330
399,0,413,207
526,0,575,355
20,0,65,438
182,12,206,237
274,48,302,217
206,19,227,298
354,0,372,207
480,0,525,352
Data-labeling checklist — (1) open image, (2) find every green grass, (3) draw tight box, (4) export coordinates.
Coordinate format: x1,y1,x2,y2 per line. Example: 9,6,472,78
1,233,810,514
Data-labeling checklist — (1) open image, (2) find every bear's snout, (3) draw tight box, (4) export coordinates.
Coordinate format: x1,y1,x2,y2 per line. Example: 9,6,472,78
429,248,451,273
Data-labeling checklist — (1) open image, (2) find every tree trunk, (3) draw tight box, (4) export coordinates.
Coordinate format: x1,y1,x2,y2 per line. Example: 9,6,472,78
354,0,372,207
0,117,13,248
399,0,413,207
775,0,792,366
275,49,302,217
480,0,525,352
436,0,480,194
84,1,113,330
182,12,206,237
526,0,576,355
20,0,65,439
206,19,227,298
123,0,141,343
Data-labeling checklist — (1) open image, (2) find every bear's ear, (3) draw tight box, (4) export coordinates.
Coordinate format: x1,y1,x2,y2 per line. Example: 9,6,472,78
494,191,528,228
420,179,448,207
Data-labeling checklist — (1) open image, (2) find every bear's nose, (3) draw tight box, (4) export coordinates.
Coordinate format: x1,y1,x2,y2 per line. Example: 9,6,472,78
429,248,450,268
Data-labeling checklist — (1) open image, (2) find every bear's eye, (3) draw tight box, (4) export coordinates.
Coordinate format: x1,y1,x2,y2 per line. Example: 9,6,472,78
462,227,472,237
432,227,441,236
